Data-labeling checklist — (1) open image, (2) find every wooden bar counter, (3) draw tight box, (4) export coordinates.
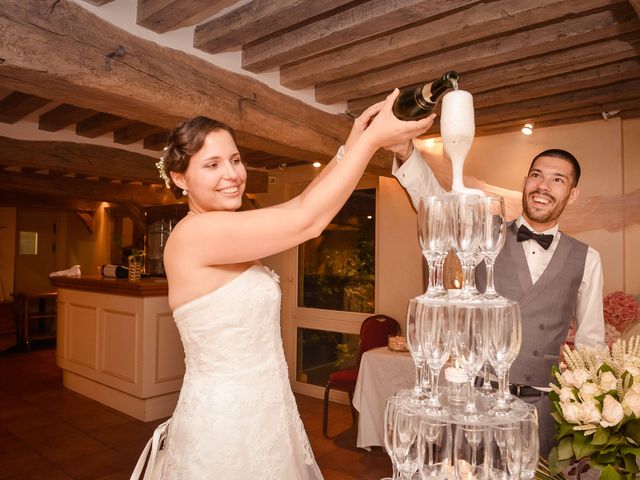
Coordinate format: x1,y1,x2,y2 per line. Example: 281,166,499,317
50,275,184,421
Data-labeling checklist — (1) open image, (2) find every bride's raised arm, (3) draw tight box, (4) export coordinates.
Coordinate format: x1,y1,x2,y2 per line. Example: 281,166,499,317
165,90,434,267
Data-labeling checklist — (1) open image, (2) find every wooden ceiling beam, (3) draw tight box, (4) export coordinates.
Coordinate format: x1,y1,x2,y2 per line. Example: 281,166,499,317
113,121,167,145
316,6,640,104
136,0,236,34
473,78,640,126
628,0,640,16
0,190,103,212
0,135,160,183
0,0,357,171
194,0,356,55
0,170,175,205
39,103,98,132
81,0,115,5
0,91,51,124
143,132,169,151
241,0,478,73
75,113,130,138
348,36,640,115
281,0,626,89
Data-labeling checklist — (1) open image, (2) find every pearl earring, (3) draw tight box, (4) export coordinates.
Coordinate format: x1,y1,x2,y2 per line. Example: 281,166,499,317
182,189,188,196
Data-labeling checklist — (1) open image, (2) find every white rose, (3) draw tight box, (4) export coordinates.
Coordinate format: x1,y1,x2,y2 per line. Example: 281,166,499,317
561,402,581,424
579,382,601,400
577,400,602,424
622,391,640,417
629,379,640,394
572,369,591,388
600,395,624,427
561,370,577,388
599,371,618,392
559,386,576,403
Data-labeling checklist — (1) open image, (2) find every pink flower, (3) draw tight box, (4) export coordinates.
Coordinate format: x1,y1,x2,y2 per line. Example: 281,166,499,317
603,291,640,332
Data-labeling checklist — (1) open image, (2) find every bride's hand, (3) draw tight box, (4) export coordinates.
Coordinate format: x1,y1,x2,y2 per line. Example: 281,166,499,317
362,89,435,150
344,100,385,153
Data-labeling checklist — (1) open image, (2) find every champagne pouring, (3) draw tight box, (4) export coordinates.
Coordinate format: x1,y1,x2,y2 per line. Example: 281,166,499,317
440,89,484,196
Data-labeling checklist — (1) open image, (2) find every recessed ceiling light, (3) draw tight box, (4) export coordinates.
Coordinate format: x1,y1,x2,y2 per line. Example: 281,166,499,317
521,123,533,135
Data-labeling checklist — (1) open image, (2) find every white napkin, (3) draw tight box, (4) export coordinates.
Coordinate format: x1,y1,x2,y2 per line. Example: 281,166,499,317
49,265,81,277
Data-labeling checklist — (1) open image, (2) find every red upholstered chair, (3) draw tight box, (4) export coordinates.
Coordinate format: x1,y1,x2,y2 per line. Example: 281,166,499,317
322,314,400,437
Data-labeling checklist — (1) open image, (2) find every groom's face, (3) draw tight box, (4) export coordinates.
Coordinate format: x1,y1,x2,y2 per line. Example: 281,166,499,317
521,156,579,226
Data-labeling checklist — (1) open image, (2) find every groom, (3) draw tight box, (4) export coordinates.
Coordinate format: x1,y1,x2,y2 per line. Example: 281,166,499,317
391,142,605,456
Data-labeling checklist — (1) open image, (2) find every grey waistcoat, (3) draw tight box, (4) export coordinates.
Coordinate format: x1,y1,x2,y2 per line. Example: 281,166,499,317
476,221,588,387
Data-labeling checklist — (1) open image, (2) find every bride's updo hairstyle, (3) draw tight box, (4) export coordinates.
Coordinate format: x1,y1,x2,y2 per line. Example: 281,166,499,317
162,116,237,199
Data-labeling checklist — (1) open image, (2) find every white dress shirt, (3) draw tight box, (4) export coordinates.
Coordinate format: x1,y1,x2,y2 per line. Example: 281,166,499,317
392,148,605,348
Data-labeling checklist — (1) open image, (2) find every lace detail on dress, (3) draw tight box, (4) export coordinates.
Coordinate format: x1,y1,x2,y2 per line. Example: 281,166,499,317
159,265,323,480
262,265,280,283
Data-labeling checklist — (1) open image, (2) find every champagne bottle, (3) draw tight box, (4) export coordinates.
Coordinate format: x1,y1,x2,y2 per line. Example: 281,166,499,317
101,264,129,278
392,71,460,120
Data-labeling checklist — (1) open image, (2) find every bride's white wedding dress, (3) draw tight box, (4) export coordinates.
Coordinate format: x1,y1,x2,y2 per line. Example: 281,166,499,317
161,264,323,479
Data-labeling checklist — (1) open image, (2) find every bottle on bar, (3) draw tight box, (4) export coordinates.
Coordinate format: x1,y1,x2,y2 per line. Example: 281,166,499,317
392,71,460,121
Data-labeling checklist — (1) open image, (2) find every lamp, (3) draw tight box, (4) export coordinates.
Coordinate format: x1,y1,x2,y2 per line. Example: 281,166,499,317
601,110,620,120
312,161,322,168
521,123,533,135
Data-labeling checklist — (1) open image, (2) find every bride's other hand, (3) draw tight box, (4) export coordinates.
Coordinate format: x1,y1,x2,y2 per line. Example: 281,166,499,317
344,100,385,152
361,89,435,151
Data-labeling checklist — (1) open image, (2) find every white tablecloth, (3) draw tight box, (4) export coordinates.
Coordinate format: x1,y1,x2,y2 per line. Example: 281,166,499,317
352,346,414,449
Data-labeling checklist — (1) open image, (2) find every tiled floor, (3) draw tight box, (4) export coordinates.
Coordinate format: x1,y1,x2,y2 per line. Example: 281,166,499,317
0,347,391,479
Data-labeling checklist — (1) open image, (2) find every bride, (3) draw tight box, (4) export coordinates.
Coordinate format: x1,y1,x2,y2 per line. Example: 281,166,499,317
155,90,434,479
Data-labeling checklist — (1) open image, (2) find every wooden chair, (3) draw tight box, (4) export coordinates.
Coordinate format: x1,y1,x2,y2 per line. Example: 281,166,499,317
322,314,400,437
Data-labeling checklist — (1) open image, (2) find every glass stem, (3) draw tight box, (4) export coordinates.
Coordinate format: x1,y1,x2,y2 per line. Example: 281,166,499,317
496,370,508,408
430,368,441,401
485,258,497,296
481,362,492,391
464,378,476,413
427,257,436,293
435,256,446,293
461,262,474,295
392,463,399,480
414,361,424,394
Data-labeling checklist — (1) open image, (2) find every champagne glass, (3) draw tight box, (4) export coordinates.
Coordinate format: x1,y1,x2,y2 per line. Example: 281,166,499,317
451,302,487,420
454,424,488,480
440,90,483,195
519,404,540,480
479,196,506,300
448,194,482,300
489,422,522,480
384,395,406,480
406,299,428,403
418,419,452,480
392,405,421,480
486,300,522,414
418,196,450,299
420,300,452,413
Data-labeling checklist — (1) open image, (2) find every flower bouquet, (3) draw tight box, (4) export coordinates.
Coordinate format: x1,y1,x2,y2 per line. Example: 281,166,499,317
548,337,640,480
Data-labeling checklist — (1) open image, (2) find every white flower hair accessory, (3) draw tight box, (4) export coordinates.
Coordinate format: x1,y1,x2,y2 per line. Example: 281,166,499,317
155,147,171,189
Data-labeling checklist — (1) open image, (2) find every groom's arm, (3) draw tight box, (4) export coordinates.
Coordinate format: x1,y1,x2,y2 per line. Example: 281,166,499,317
391,141,446,211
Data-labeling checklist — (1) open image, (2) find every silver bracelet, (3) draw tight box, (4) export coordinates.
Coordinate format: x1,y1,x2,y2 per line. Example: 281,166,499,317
336,145,345,163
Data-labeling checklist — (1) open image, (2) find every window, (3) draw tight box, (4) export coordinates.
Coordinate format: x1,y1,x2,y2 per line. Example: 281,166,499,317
297,188,376,313
296,328,359,387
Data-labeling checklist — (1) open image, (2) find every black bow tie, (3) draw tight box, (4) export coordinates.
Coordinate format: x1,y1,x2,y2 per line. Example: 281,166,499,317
516,224,554,250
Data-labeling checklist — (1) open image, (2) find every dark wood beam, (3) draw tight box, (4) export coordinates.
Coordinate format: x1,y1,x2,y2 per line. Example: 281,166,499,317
629,0,640,16
0,190,102,212
241,0,478,73
281,0,625,89
143,132,169,151
348,35,640,116
194,0,356,55
39,103,98,132
0,135,160,183
0,91,51,124
76,113,130,138
113,121,167,145
136,0,236,34
0,170,175,205
0,0,360,171
316,6,640,104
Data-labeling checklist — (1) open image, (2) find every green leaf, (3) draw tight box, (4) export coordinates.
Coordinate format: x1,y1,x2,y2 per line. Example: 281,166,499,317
623,453,639,474
624,419,640,444
620,445,640,456
593,427,610,446
600,465,622,480
547,447,562,474
573,434,597,459
557,422,574,439
558,437,574,460
595,449,618,463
